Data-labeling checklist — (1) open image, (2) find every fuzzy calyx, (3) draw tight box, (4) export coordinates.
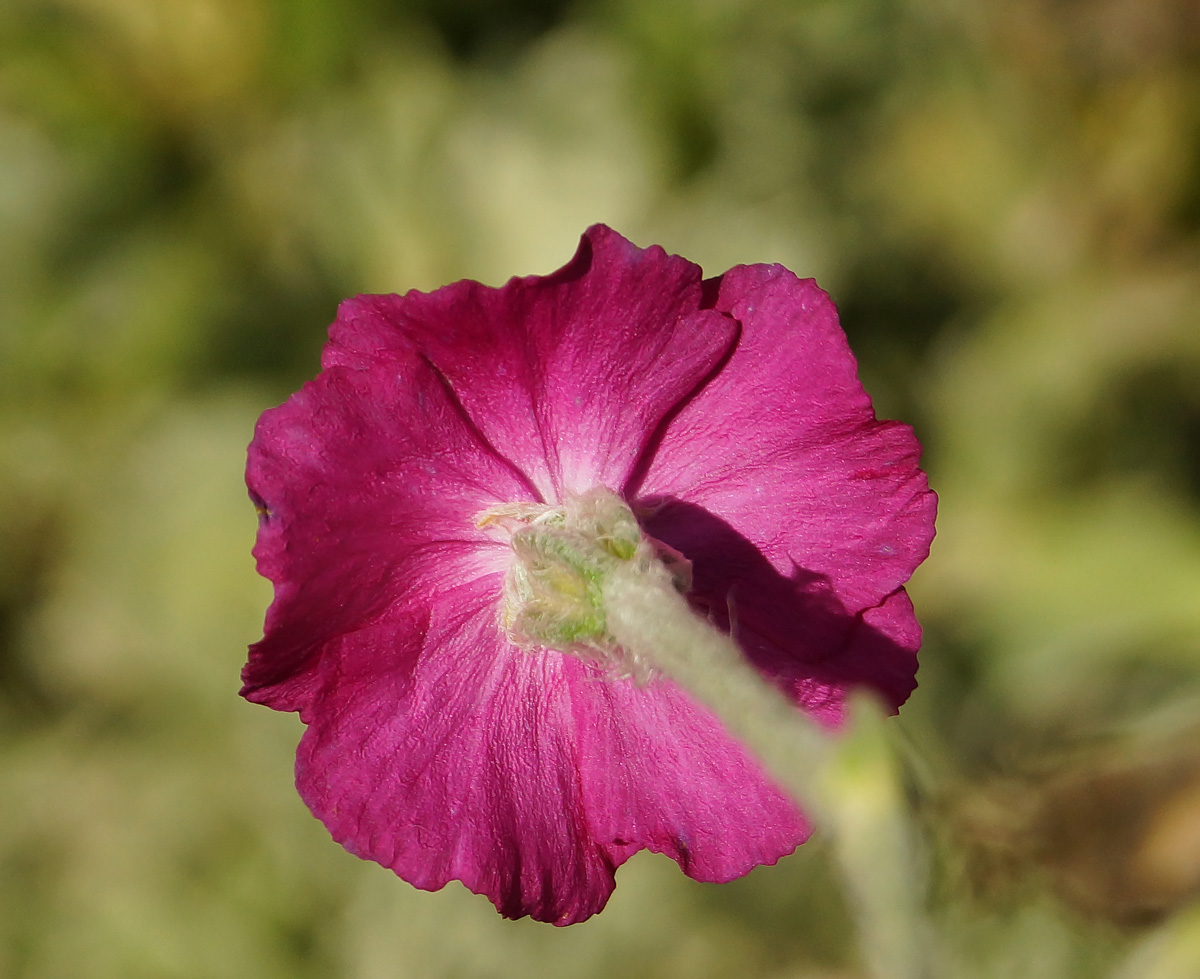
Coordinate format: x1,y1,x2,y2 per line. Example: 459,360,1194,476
478,488,687,675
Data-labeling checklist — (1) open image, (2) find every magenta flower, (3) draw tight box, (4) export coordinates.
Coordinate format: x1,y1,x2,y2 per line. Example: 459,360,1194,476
242,225,936,925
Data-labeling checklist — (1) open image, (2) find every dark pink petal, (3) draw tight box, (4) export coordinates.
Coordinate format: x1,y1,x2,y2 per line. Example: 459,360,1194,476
638,500,921,719
637,265,936,712
243,350,533,712
323,226,737,501
244,230,936,925
565,655,810,878
294,577,808,925
295,581,620,926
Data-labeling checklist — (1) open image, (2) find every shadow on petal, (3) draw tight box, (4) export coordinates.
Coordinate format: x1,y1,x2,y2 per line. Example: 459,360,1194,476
636,496,922,724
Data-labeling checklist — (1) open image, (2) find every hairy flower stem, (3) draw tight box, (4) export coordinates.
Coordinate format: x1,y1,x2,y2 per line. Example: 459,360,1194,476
604,561,931,979
603,560,833,814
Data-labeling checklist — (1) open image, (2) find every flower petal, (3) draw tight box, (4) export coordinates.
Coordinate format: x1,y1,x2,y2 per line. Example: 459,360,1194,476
242,349,534,712
565,656,810,879
295,581,619,926
294,577,809,925
640,265,935,609
638,499,920,718
323,225,737,501
636,265,935,712
244,234,937,926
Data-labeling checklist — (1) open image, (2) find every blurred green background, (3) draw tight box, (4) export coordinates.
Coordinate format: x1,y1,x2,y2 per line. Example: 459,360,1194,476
2,0,1199,976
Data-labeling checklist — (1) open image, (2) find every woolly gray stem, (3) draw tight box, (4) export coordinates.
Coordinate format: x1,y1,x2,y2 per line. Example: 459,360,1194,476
603,558,931,979
602,559,833,816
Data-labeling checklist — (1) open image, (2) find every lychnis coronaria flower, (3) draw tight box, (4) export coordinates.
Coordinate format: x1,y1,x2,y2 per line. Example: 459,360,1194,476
242,225,936,925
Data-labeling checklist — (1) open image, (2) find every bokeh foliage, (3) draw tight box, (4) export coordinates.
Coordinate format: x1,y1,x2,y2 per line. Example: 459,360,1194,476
2,0,1199,976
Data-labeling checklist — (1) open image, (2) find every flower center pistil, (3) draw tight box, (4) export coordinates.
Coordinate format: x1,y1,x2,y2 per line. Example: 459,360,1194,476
476,488,690,673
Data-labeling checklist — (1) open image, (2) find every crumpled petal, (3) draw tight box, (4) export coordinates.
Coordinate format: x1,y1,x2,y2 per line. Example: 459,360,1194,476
323,225,738,501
